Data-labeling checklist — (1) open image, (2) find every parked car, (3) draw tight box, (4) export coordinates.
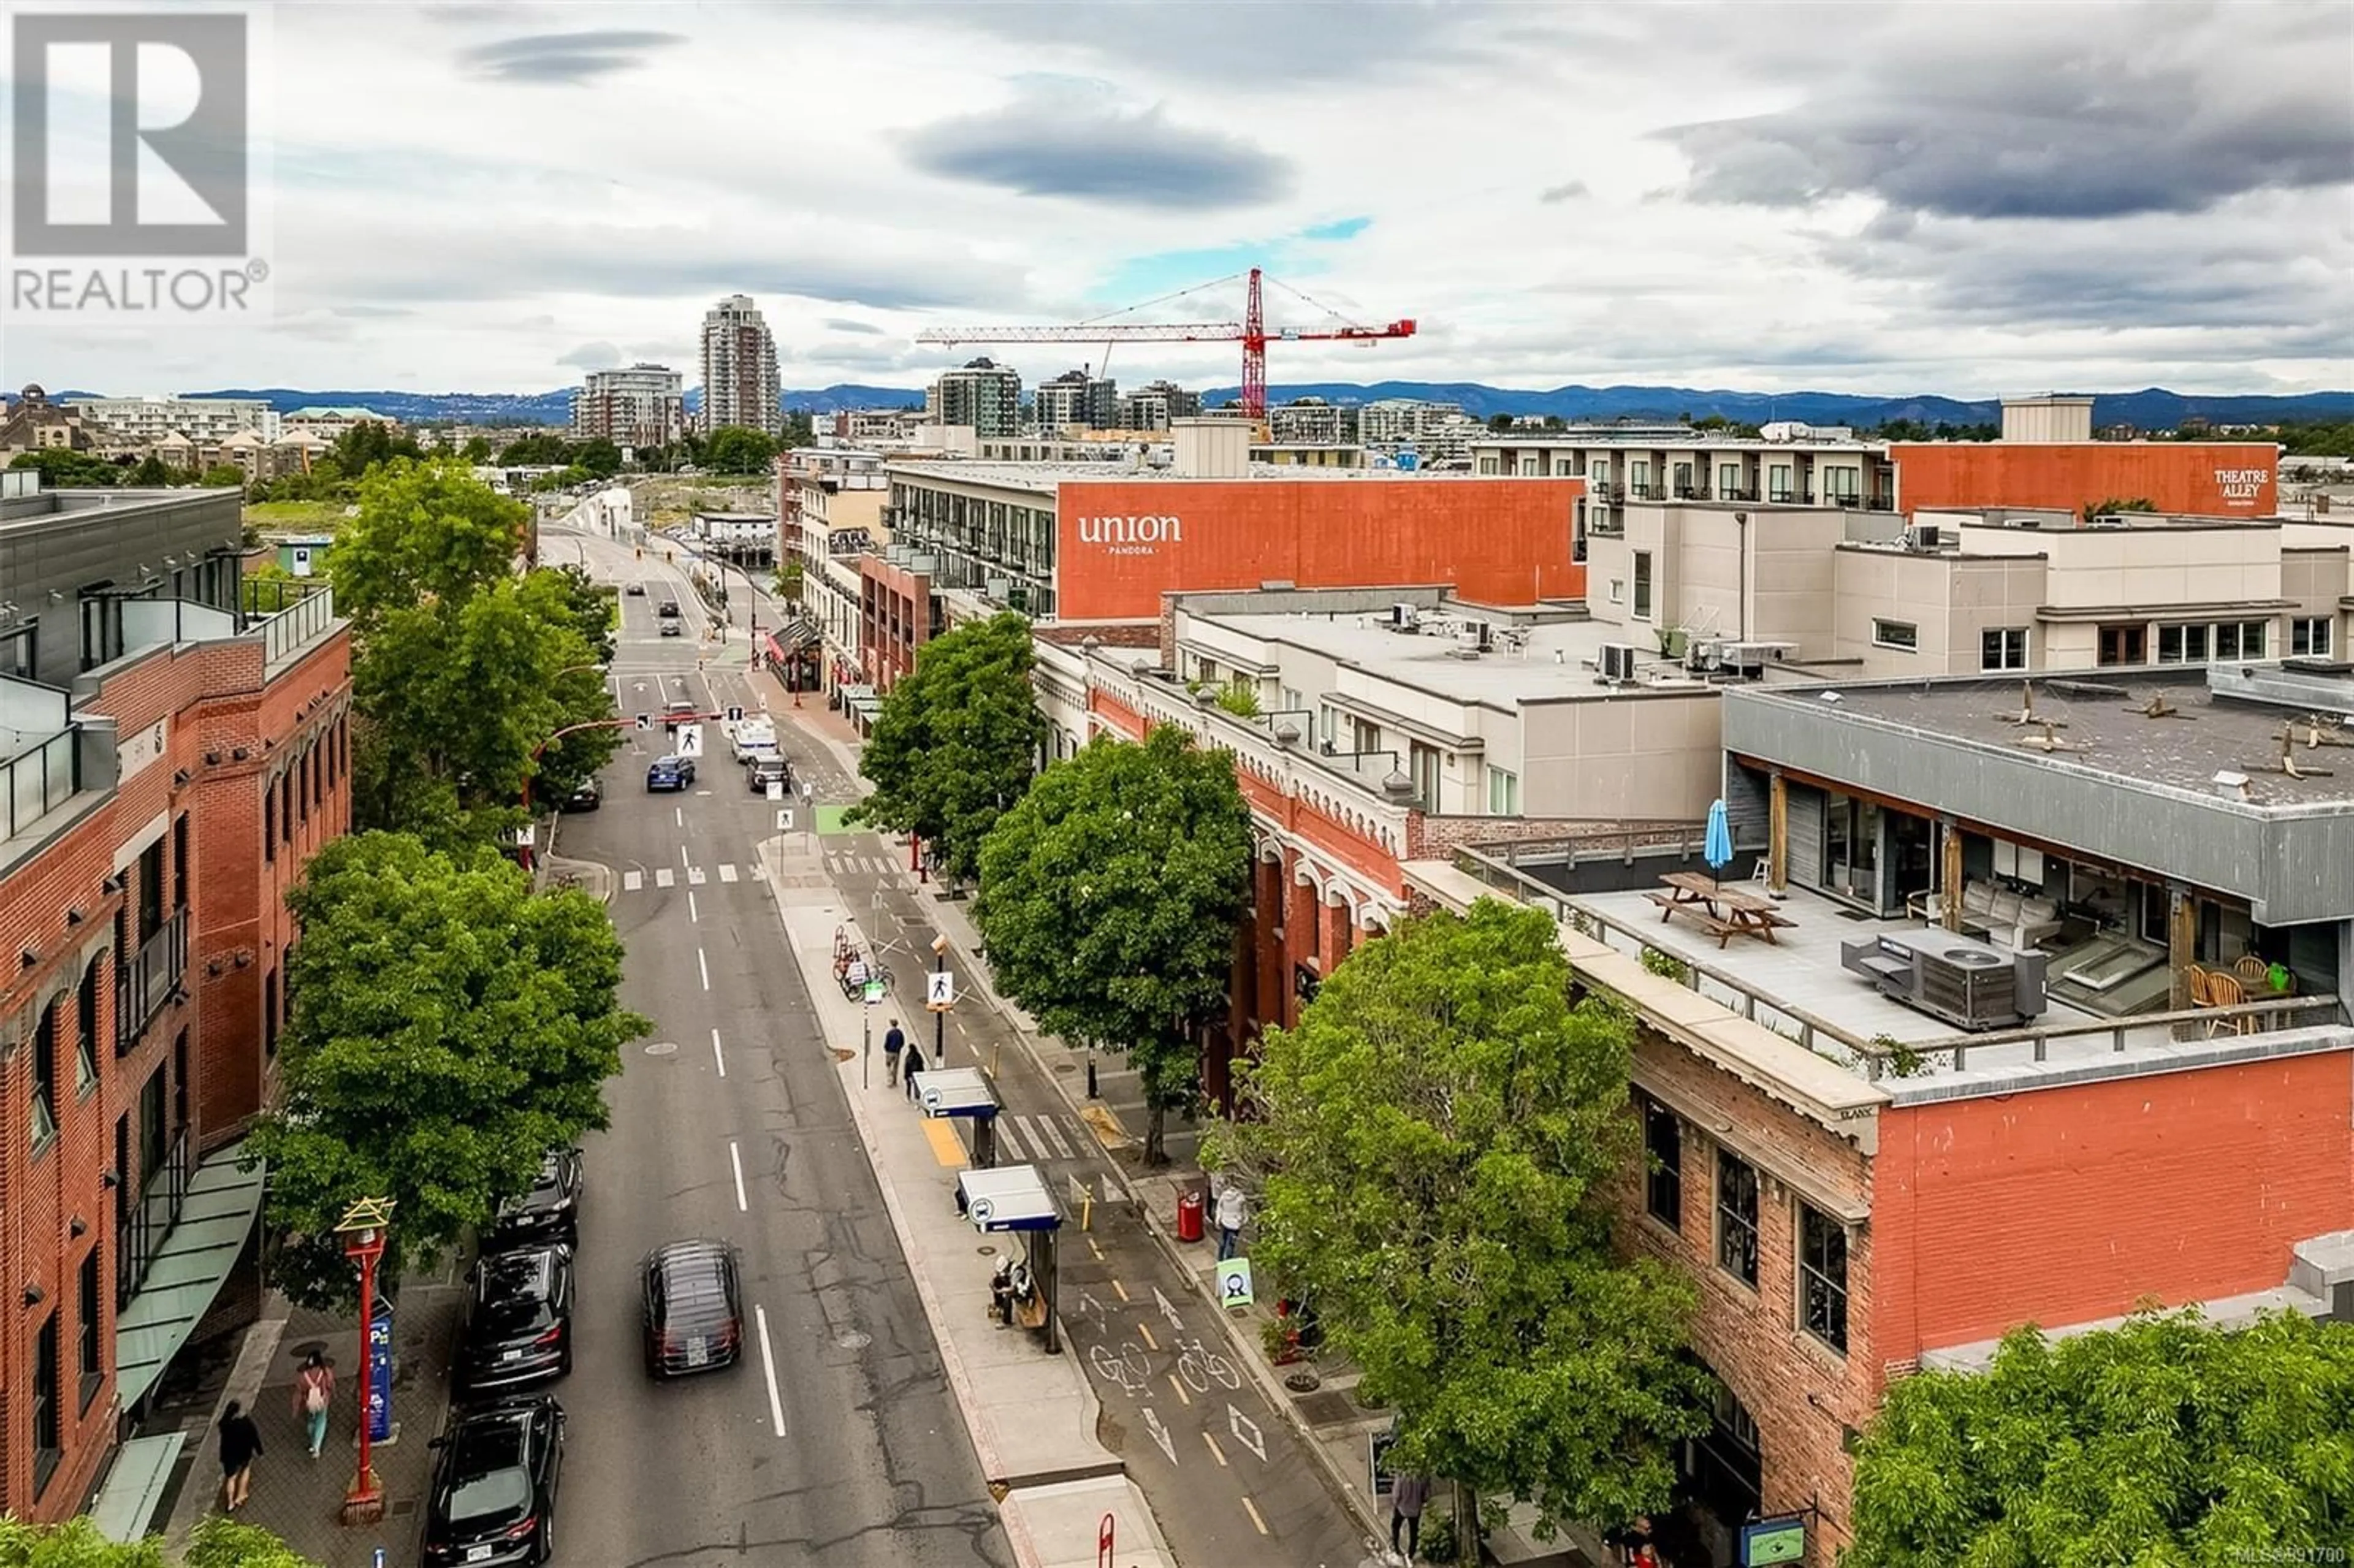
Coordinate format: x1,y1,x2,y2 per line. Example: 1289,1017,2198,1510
458,1244,574,1392
625,582,646,596
646,755,695,792
421,1394,565,1567
559,780,600,813
746,755,789,794
641,1239,742,1379
488,1147,582,1250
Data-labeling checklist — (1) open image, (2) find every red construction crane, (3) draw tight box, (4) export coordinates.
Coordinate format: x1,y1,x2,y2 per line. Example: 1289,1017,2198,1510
915,267,1415,421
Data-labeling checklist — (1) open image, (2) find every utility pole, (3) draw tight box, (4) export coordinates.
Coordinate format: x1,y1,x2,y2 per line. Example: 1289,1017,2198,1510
931,933,950,1066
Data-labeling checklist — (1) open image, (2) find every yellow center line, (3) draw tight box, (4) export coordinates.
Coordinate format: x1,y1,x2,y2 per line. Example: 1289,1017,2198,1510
1240,1496,1269,1536
1166,1373,1192,1406
1136,1324,1158,1352
1087,1237,1105,1262
1202,1432,1227,1467
1111,1279,1130,1303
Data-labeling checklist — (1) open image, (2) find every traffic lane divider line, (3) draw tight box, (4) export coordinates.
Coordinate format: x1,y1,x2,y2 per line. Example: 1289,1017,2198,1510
1241,1496,1269,1536
1203,1432,1227,1467
1166,1374,1190,1407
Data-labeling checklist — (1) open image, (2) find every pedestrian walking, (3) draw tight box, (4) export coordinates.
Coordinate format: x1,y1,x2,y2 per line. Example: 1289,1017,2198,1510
292,1350,335,1459
1214,1177,1248,1262
902,1038,925,1102
216,1399,264,1512
1389,1471,1430,1564
882,1019,905,1087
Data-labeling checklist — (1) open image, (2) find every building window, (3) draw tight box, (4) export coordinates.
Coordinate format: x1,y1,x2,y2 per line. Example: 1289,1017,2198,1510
1716,1149,1759,1287
1486,766,1520,817
1477,457,1500,475
32,1000,58,1149
1718,462,1739,497
1632,552,1653,620
2157,620,2269,664
0,619,37,681
1981,627,2028,671
264,969,279,1059
173,813,189,910
1607,579,1625,605
1872,618,1919,652
2293,616,2334,657
1798,1203,1849,1353
2097,623,2147,666
77,1249,102,1410
264,785,276,862
32,1314,60,1496
1644,1099,1682,1231
1769,463,1794,503
75,957,100,1094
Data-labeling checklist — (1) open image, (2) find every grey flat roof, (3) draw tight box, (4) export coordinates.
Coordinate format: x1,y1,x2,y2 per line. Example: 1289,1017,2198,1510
888,461,1546,493
1206,610,1697,709
1750,669,2354,810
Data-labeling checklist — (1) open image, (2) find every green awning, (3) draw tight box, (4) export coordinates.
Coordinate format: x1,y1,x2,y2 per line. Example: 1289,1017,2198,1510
113,1139,265,1409
88,1432,185,1543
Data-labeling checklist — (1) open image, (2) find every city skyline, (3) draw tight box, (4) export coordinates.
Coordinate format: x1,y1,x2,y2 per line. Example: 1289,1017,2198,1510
4,1,2348,402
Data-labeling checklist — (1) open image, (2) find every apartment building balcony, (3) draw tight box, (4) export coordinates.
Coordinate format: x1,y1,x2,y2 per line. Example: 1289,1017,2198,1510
1718,485,1761,503
115,907,188,1056
128,581,340,678
1594,482,1626,503
1631,482,1666,501
1767,488,1815,504
1,725,81,847
1674,484,1709,500
1586,513,1626,538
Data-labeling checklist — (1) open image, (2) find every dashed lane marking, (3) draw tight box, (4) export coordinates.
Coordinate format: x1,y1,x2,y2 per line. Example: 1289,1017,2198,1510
1240,1496,1268,1536
1167,1373,1191,1407
1203,1432,1227,1467
622,870,643,892
718,863,739,883
1111,1279,1130,1304
655,869,676,889
1136,1323,1158,1352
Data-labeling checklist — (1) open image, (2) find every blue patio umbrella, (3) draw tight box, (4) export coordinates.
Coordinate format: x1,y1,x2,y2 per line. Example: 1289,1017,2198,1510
1704,798,1734,888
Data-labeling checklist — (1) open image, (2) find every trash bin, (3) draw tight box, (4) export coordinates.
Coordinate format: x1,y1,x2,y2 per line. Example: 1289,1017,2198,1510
1176,1187,1205,1244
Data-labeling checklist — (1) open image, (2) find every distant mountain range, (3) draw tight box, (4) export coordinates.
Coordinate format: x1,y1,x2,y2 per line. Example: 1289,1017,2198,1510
18,382,2348,430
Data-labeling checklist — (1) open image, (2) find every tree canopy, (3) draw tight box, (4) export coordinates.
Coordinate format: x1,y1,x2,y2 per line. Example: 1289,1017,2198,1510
1850,1307,2354,1565
0,1514,321,1567
248,832,644,1305
330,460,616,840
853,612,1046,885
703,425,779,474
1205,899,1707,1545
8,449,128,486
977,726,1252,1164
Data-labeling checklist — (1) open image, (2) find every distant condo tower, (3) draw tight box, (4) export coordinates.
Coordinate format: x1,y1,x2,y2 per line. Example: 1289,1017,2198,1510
574,363,684,448
699,294,781,436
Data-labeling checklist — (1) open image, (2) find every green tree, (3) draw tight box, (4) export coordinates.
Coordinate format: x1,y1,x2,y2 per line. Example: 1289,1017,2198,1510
332,419,419,478
1206,899,1708,1555
703,425,779,474
497,430,573,466
2082,495,2159,522
330,457,525,631
126,451,173,486
1487,411,1515,432
781,410,817,449
1850,1308,2354,1564
853,612,1045,885
248,832,644,1305
9,449,126,486
773,555,806,607
197,462,248,489
573,436,623,478
977,726,1252,1165
0,1513,322,1567
460,434,495,462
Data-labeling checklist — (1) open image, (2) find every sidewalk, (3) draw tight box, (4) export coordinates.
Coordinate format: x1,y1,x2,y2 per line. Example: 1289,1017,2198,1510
161,1274,465,1568
764,701,1596,1567
761,833,1178,1568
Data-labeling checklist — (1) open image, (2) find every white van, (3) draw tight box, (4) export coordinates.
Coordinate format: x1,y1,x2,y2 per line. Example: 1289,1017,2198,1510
730,718,778,764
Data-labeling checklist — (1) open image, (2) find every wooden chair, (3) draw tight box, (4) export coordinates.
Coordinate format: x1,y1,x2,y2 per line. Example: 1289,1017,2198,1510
2233,954,2271,987
2203,971,2247,1037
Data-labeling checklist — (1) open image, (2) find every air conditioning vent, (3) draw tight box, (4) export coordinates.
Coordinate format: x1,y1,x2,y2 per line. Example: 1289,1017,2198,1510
1903,523,1943,552
1599,642,1638,683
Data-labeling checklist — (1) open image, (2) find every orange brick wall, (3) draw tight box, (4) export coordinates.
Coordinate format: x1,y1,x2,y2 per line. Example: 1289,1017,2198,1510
1055,478,1583,620
1889,442,2278,517
1872,1051,2354,1361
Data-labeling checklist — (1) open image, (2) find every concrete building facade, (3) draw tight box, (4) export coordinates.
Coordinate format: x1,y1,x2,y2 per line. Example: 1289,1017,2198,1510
573,364,684,448
77,399,275,447
698,295,782,436
926,359,1023,440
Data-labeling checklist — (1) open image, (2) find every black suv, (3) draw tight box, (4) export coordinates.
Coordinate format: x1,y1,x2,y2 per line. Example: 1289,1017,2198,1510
641,1239,742,1379
657,599,681,618
745,755,789,794
459,1244,574,1392
488,1147,582,1249
422,1394,564,1567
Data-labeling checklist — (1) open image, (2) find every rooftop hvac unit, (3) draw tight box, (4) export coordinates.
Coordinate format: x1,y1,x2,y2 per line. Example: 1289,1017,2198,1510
1390,602,1420,631
1599,642,1638,684
1903,522,1943,552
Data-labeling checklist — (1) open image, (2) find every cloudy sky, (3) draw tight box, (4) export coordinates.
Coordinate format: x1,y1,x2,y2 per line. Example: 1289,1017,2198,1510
9,0,2352,400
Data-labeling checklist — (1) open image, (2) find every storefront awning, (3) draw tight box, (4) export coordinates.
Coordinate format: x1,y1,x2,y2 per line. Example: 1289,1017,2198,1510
842,683,882,718
113,1138,265,1409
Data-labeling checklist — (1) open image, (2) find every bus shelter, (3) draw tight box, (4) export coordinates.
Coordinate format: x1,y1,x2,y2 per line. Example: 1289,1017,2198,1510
920,1067,1002,1168
956,1164,1062,1353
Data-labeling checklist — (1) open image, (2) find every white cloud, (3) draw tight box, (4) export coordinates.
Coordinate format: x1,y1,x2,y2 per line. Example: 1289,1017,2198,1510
7,1,2348,399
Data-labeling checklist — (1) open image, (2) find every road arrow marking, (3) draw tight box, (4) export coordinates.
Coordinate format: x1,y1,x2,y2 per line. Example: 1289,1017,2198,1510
1155,1287,1185,1334
1142,1407,1178,1466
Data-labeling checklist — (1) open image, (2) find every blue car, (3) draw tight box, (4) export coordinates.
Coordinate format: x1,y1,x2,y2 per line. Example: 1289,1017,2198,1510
646,755,696,792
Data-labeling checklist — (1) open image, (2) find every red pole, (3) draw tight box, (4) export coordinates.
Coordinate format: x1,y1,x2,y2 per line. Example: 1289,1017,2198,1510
352,1247,376,1494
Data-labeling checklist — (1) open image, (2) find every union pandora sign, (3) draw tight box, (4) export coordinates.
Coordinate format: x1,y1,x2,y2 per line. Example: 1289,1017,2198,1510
1073,513,1183,557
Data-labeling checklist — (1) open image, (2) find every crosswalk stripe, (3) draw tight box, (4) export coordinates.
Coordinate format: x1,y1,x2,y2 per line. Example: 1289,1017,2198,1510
718,864,739,883
688,867,706,885
1014,1115,1048,1160
827,854,845,872
622,870,643,892
995,1119,1024,1160
655,868,675,889
1034,1117,1075,1160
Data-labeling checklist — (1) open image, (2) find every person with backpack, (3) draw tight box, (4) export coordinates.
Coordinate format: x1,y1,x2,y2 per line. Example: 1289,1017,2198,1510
292,1350,335,1459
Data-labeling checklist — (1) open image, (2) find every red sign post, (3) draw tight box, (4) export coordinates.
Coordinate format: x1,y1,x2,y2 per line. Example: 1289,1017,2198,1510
1098,1511,1115,1568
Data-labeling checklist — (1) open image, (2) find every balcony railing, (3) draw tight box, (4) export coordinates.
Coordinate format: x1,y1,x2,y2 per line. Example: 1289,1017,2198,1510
2,730,79,843
116,1127,190,1311
115,908,187,1056
1719,485,1760,503
253,585,336,670
1631,483,1665,501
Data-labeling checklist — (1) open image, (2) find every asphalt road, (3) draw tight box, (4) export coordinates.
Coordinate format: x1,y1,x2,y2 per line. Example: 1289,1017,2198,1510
541,528,1010,1568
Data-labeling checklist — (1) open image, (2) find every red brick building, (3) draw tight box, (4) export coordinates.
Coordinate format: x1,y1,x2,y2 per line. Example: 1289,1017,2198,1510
0,481,349,1523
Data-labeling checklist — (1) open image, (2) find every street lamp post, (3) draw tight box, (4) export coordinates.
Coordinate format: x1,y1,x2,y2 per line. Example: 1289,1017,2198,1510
335,1197,396,1526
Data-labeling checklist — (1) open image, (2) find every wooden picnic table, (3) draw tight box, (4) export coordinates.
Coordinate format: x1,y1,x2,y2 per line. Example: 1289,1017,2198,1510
1647,870,1798,948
